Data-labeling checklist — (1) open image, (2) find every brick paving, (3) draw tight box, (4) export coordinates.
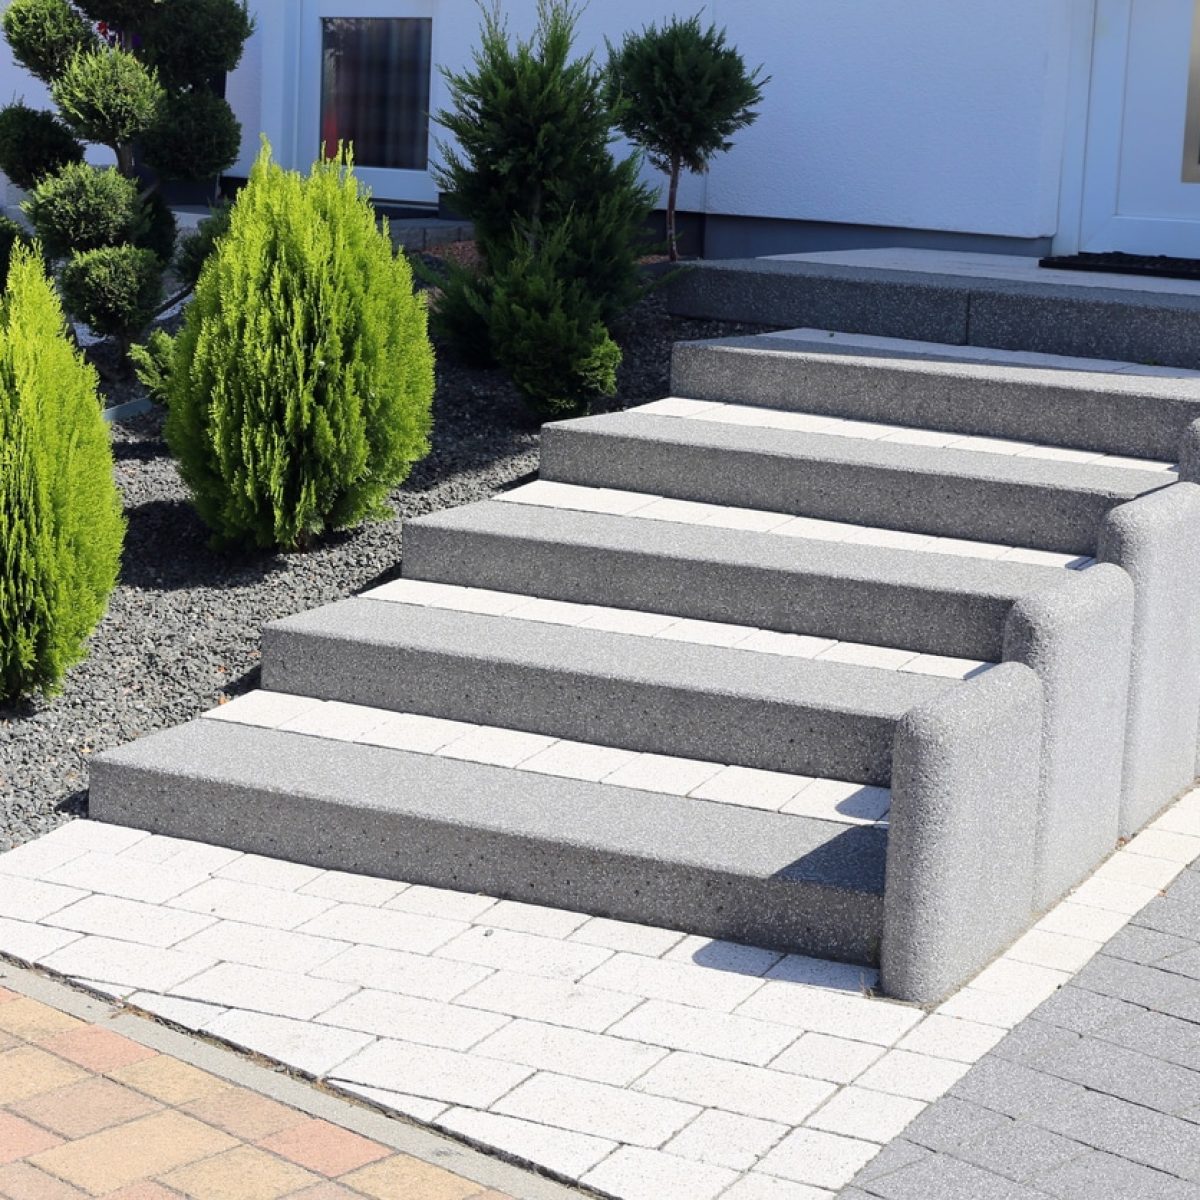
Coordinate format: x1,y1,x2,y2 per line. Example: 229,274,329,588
0,986,516,1200
841,848,1200,1199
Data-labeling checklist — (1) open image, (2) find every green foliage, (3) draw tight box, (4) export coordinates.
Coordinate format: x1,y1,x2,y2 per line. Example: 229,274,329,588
149,144,435,551
135,190,177,263
487,224,621,418
52,47,164,152
1,0,94,84
60,243,162,343
0,244,124,701
173,200,231,288
0,104,84,191
23,162,143,259
606,14,767,259
425,261,495,367
127,326,172,403
139,0,254,88
0,218,32,290
434,0,653,327
141,89,242,182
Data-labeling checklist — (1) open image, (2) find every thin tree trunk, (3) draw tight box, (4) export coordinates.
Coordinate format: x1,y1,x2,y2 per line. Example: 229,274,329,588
667,156,682,262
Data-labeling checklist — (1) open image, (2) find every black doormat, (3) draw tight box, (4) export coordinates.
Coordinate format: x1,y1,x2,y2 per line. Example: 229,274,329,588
1039,251,1200,282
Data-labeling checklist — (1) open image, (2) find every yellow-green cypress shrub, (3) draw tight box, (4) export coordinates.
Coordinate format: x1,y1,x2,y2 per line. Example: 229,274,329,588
0,244,124,701
142,144,435,551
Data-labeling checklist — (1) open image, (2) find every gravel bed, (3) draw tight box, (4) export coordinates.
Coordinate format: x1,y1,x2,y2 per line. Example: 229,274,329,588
0,293,770,849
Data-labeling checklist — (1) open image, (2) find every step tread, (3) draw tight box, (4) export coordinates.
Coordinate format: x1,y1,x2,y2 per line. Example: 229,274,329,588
265,596,958,719
494,481,1094,569
94,718,889,895
547,409,1173,493
204,691,893,825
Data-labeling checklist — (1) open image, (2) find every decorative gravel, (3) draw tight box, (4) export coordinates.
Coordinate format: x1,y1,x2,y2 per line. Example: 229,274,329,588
0,293,770,849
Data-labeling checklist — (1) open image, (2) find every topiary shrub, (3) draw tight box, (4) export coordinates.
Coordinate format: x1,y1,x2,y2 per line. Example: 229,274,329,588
136,0,253,88
486,224,621,418
1,0,95,83
173,200,231,289
141,90,242,183
0,103,84,191
0,243,125,701
0,218,32,289
60,243,162,346
142,144,435,551
135,190,178,264
23,162,143,258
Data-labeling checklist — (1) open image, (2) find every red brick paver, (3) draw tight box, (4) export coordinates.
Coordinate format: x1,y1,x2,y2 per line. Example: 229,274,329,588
0,988,516,1200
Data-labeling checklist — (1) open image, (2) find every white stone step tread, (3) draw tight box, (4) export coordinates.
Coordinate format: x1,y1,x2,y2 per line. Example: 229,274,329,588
635,398,1179,472
496,480,1096,570
361,577,993,679
203,691,892,826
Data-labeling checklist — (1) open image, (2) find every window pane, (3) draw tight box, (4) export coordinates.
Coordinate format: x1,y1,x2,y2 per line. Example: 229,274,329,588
321,18,432,171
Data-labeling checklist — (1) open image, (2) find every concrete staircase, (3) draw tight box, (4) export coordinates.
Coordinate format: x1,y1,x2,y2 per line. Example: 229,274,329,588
90,263,1200,1007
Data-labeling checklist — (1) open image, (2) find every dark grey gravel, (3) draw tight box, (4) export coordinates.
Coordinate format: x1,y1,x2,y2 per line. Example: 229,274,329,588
0,293,770,849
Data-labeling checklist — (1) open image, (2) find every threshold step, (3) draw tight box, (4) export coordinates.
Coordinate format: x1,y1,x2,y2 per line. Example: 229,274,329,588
671,333,1200,462
89,716,888,962
261,597,957,785
540,410,1170,555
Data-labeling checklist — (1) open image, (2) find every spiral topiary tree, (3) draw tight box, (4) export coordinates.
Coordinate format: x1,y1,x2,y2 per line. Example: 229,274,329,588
0,0,252,357
134,143,436,552
0,242,125,701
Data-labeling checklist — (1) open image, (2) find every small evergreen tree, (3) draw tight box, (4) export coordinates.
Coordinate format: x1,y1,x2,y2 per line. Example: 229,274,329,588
429,0,651,415
0,0,252,358
0,243,125,701
606,15,768,261
136,144,435,552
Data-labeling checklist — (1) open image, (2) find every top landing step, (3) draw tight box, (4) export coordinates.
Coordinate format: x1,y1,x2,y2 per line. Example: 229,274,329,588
664,248,1200,370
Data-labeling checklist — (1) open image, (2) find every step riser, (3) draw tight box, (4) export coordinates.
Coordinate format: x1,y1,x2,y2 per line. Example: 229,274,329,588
665,261,1200,370
671,339,1199,462
262,619,901,786
541,425,1138,556
402,517,1014,661
88,726,886,964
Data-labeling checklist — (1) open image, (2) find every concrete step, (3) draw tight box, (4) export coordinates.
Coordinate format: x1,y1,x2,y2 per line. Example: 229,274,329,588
261,596,957,786
663,250,1200,369
670,335,1200,462
88,711,889,964
540,409,1171,556
401,497,1067,661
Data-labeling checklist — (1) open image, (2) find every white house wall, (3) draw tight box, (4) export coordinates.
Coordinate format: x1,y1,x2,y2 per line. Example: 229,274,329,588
1,0,1080,241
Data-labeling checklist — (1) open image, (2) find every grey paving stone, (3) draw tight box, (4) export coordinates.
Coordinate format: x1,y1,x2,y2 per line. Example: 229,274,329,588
948,1122,1093,1183
1101,1010,1200,1073
1035,1149,1200,1200
1157,949,1200,983
1103,925,1196,966
1033,1090,1200,1180
854,1152,1049,1199
1028,985,1144,1035
949,1058,1085,1120
1135,898,1200,940
850,1138,934,1183
1073,956,1200,1023
900,1097,1012,1153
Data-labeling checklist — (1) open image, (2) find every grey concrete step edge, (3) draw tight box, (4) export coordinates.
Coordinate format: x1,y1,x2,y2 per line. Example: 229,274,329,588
87,719,887,965
670,336,1200,463
1096,482,1200,835
401,499,1070,662
260,597,955,787
539,412,1167,556
403,500,1134,913
662,259,1200,370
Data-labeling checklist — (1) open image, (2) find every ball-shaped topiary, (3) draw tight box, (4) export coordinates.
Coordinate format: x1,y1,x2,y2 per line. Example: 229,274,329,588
141,90,242,182
138,0,254,88
0,104,84,192
51,46,164,156
0,243,125,701
1,0,95,84
23,162,143,259
149,144,435,551
60,243,162,344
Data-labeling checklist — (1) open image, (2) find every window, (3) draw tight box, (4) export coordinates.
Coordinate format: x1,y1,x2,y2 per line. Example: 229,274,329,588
320,17,432,171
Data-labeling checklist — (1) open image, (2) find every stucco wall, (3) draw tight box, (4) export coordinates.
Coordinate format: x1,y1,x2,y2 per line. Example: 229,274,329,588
1,0,1078,240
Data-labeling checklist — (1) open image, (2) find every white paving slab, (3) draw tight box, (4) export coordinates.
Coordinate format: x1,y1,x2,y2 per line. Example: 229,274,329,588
0,801,1196,1200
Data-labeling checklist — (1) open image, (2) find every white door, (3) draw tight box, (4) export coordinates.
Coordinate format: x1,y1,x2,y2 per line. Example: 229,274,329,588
298,0,439,205
1078,0,1200,254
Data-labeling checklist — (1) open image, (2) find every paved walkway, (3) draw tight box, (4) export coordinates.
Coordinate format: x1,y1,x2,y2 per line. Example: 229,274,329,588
0,973,550,1200
842,832,1200,1199
2,790,1198,1199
